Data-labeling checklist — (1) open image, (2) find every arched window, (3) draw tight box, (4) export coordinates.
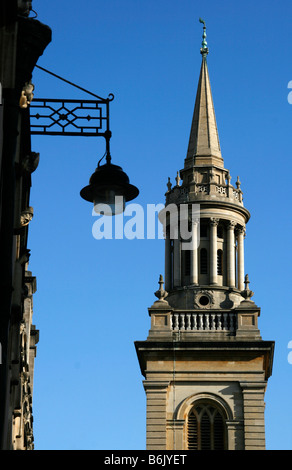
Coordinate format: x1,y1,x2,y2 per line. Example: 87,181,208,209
200,248,208,274
187,402,226,450
217,249,223,275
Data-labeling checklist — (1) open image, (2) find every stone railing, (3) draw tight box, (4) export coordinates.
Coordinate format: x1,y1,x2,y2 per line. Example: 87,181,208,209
171,311,237,333
166,185,189,204
166,182,242,206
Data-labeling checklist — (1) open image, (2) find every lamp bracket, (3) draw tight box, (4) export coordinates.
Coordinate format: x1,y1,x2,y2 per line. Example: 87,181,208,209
29,97,112,139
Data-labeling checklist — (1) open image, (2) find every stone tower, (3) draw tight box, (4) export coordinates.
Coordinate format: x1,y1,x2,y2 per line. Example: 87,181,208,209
135,21,274,451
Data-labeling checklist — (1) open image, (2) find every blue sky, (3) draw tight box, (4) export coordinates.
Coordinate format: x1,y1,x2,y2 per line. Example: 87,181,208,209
28,0,292,449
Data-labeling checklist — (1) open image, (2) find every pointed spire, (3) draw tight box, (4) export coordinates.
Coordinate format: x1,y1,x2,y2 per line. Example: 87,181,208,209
185,19,223,168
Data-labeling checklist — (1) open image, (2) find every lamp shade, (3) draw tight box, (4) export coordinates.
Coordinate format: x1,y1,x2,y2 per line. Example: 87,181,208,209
80,161,139,215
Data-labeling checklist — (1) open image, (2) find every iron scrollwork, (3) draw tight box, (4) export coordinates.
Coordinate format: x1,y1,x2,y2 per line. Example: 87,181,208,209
29,96,114,138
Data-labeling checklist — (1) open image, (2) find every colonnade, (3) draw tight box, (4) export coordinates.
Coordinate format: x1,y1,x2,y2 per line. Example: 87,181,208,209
164,218,245,292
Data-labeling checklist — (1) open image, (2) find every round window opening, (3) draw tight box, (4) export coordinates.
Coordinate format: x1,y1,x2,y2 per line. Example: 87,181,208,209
199,295,210,306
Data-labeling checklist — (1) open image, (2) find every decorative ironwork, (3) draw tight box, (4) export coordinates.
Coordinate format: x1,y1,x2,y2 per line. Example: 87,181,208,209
29,97,113,138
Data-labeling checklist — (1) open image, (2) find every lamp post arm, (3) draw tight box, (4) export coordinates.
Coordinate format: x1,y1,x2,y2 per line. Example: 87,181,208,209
35,64,114,102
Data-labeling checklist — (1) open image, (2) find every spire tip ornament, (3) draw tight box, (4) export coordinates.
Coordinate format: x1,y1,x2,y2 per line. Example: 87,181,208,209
199,17,209,57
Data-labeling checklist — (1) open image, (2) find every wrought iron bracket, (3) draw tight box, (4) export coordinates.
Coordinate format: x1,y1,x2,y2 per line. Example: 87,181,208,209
29,97,113,139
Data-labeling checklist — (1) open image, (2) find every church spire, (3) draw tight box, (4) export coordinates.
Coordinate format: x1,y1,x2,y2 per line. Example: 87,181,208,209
135,18,274,452
185,19,223,168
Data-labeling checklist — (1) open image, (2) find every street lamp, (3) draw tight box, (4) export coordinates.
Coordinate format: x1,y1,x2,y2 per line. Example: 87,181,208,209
80,131,139,216
30,65,139,215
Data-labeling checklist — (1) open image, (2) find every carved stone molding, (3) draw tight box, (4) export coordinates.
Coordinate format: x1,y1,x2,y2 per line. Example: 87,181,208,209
227,220,236,230
19,81,34,108
20,206,33,227
194,290,214,309
210,217,219,226
236,225,246,236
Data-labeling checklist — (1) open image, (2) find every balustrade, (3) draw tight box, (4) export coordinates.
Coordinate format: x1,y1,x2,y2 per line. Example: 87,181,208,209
171,311,236,332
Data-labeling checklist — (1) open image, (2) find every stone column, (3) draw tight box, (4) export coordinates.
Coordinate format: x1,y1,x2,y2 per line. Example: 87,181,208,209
164,228,171,291
210,218,219,285
173,237,181,287
237,227,245,291
227,221,236,287
190,221,199,285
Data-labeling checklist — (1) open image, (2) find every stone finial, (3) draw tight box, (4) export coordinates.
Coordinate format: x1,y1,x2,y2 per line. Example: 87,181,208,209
236,176,241,189
167,177,172,192
154,275,168,304
241,274,254,301
175,171,181,187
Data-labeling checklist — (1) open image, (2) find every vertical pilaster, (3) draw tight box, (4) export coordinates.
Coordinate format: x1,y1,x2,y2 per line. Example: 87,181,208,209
190,221,199,285
237,227,245,291
144,381,169,450
226,420,244,450
240,382,267,450
166,419,185,450
227,221,236,287
210,218,219,285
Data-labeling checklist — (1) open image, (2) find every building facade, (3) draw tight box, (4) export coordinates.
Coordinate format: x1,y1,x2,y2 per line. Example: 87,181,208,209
0,1,51,449
135,24,274,450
